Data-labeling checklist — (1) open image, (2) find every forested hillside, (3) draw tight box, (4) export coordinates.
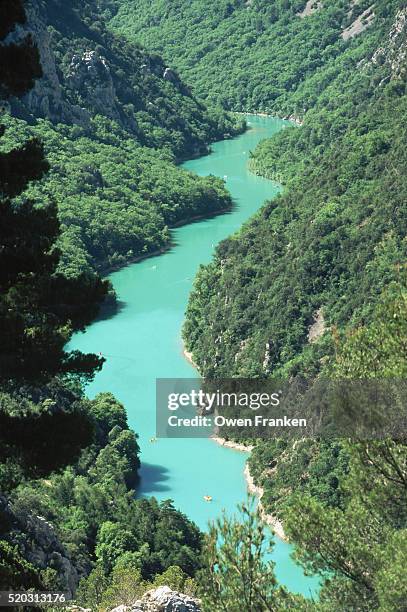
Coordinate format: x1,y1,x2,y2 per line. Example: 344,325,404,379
180,1,407,608
107,0,399,115
2,0,407,609
1,0,243,275
184,1,407,379
0,0,206,601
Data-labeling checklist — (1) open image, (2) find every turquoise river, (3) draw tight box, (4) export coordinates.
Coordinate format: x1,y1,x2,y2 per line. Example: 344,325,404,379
70,115,319,596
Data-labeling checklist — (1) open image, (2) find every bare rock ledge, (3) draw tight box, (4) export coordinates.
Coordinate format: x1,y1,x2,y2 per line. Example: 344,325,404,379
110,586,201,612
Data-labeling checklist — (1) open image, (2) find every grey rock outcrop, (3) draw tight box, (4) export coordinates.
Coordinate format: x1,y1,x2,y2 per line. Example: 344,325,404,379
6,1,90,126
66,50,119,120
371,8,407,80
110,586,201,612
342,6,375,41
18,513,79,597
4,1,137,130
297,1,322,19
2,0,194,136
307,308,326,344
5,1,61,119
0,495,80,597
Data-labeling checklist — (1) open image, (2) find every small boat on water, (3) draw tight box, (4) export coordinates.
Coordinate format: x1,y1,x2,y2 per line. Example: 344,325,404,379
149,437,157,443
203,495,212,502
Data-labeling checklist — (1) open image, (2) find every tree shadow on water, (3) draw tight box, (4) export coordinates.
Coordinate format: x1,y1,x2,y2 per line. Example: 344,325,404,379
96,297,126,322
138,462,172,494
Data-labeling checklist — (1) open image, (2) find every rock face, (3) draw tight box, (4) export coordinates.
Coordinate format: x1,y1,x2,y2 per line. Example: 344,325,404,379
5,1,63,120
0,495,80,597
342,6,375,41
307,308,326,343
66,50,119,120
5,1,141,131
3,0,199,142
110,586,201,612
297,1,322,19
371,8,407,80
6,1,90,125
24,515,79,596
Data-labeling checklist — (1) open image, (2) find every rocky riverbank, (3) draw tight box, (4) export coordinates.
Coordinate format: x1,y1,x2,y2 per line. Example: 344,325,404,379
244,464,287,541
182,346,287,541
211,436,254,452
183,348,197,368
236,111,304,126
210,435,288,541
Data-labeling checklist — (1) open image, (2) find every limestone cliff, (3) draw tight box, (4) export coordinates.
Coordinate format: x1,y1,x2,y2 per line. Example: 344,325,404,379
371,8,407,80
6,0,197,138
5,1,88,125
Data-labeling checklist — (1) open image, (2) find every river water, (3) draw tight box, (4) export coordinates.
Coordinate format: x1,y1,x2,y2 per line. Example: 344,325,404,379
70,116,318,596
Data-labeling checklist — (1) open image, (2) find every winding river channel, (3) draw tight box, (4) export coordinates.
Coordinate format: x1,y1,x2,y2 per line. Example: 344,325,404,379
70,116,319,596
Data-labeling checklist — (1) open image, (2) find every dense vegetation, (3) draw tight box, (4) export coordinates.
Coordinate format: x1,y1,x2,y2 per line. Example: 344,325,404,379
184,3,406,378
0,115,233,276
182,1,407,609
0,1,204,600
2,0,407,609
107,0,398,115
3,0,243,275
194,256,407,612
1,386,202,597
